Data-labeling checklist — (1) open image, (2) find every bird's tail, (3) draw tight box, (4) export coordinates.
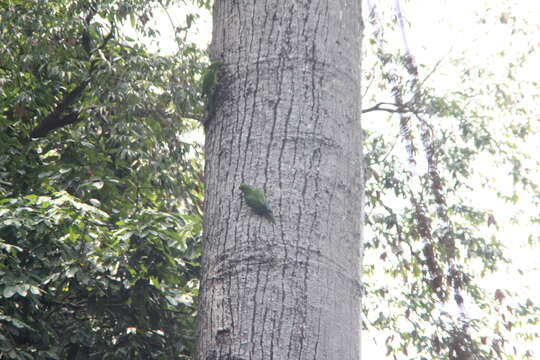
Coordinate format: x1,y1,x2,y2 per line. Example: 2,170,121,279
264,213,275,224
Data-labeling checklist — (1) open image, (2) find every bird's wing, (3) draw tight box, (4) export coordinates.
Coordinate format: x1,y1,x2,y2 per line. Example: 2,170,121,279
252,187,266,202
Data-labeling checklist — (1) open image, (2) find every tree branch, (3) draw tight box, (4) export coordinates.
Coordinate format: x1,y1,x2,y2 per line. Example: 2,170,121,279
30,81,89,138
29,22,115,138
362,102,411,114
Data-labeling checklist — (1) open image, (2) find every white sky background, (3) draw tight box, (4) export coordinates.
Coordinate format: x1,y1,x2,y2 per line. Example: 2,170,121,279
141,0,540,358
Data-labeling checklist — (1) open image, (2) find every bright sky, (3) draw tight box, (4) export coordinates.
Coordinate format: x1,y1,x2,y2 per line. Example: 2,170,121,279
144,0,540,358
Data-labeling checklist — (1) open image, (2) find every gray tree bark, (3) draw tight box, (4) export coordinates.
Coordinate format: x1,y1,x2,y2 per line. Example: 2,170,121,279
197,1,363,359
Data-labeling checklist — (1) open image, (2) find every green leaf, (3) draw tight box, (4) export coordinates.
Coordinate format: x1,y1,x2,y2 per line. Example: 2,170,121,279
3,286,17,298
0,242,23,255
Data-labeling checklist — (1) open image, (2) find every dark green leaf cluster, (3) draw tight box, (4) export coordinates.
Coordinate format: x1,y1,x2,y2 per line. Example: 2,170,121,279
0,194,201,359
0,0,206,358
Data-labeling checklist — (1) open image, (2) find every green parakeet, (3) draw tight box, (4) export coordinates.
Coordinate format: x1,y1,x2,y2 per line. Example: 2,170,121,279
201,61,221,109
239,184,275,224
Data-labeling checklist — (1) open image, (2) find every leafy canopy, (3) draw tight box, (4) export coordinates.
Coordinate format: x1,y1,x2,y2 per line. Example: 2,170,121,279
0,0,208,358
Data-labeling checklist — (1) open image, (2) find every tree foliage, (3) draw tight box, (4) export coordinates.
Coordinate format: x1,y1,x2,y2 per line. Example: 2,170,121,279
361,1,540,359
0,0,206,358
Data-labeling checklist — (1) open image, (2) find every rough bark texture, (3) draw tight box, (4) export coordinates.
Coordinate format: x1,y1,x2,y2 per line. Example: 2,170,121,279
198,1,363,359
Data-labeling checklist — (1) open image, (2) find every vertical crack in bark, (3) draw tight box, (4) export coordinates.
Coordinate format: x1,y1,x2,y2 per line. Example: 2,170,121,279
248,262,263,357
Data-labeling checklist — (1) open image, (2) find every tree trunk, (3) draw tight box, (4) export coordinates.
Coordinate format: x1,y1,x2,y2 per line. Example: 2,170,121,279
198,1,363,359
